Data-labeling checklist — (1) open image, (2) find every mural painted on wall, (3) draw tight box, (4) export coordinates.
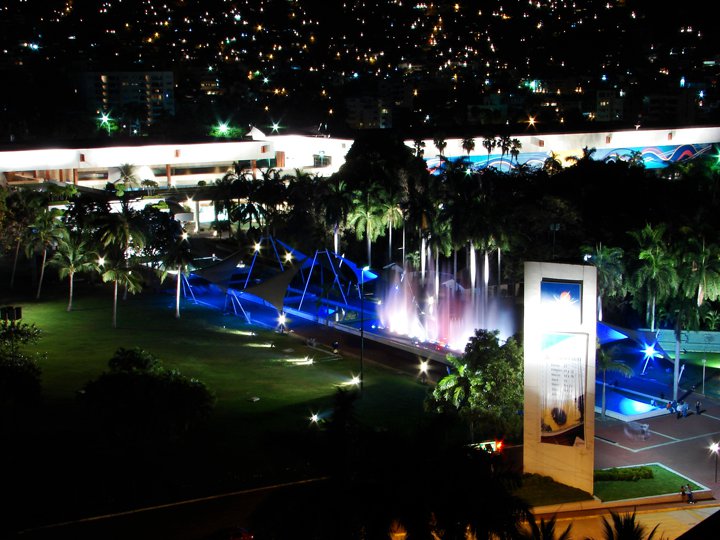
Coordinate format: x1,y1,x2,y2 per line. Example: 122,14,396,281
426,143,717,173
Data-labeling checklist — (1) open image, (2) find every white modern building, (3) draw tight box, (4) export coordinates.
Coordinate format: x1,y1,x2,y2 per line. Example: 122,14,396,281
1,126,719,190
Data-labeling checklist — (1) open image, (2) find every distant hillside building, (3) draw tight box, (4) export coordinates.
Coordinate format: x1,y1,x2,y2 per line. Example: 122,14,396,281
81,71,175,132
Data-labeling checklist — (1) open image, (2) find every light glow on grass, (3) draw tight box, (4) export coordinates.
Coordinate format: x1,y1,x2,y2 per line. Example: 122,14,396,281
340,374,361,387
286,356,314,366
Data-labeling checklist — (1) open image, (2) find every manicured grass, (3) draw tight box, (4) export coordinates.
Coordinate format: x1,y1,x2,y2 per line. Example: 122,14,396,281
594,463,702,502
514,474,594,507
20,286,429,434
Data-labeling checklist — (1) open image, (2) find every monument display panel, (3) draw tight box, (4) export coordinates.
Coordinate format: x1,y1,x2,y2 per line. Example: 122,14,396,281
539,332,588,446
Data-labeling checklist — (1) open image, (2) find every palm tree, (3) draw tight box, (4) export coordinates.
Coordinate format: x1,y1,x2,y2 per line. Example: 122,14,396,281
113,163,141,196
347,190,384,267
461,137,476,157
160,238,194,319
680,235,720,307
431,353,482,440
232,172,265,232
482,136,497,167
212,173,238,233
50,230,97,311
543,152,563,175
498,134,512,169
520,515,572,540
412,139,426,158
98,210,146,263
582,243,625,321
510,138,523,164
600,510,660,540
565,146,597,167
432,135,447,157
629,224,678,331
25,206,64,300
322,176,353,253
627,150,645,168
4,187,44,290
255,168,288,236
102,262,143,328
379,188,405,264
597,343,634,420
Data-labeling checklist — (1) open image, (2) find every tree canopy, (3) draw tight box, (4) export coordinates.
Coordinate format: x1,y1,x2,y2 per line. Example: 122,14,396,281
428,329,524,441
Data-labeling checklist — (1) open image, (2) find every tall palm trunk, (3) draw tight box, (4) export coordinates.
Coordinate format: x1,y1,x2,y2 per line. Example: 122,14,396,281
67,272,74,312
434,247,440,298
175,267,182,319
112,279,119,328
36,247,47,300
469,242,476,289
123,237,130,300
366,230,371,267
387,220,393,263
10,237,21,289
650,294,656,331
453,250,458,285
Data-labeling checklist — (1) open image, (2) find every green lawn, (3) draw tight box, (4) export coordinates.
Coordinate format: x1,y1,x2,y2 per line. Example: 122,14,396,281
4,284,432,528
514,474,594,507
594,464,702,502
21,288,428,431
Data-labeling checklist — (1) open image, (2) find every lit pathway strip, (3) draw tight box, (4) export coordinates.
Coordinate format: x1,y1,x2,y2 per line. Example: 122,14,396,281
597,431,720,453
648,430,678,441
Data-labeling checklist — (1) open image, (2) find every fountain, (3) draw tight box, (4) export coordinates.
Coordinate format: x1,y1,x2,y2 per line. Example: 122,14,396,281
376,253,518,352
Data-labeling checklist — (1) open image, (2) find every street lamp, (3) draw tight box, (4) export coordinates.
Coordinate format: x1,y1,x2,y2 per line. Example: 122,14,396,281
711,442,719,483
419,358,429,384
360,265,369,395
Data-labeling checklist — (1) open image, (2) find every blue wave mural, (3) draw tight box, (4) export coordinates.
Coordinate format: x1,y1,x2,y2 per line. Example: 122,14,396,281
426,143,717,173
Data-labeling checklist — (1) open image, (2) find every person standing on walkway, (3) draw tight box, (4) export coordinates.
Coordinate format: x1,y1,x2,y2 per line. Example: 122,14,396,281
682,401,689,417
696,400,702,415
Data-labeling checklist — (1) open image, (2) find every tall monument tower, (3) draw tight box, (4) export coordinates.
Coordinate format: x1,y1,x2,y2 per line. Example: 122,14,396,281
523,262,597,494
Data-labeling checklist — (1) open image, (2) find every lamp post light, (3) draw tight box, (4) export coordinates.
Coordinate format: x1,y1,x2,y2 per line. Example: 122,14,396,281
711,442,719,483
419,359,429,384
360,265,369,395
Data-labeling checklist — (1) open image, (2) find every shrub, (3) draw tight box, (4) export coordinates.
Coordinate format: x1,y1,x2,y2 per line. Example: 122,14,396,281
594,466,654,482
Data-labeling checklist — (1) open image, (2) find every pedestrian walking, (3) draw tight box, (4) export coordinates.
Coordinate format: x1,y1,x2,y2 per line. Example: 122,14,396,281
682,401,689,417
696,400,702,415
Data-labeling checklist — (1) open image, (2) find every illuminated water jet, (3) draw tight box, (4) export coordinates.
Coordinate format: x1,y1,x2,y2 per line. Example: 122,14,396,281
376,259,517,352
